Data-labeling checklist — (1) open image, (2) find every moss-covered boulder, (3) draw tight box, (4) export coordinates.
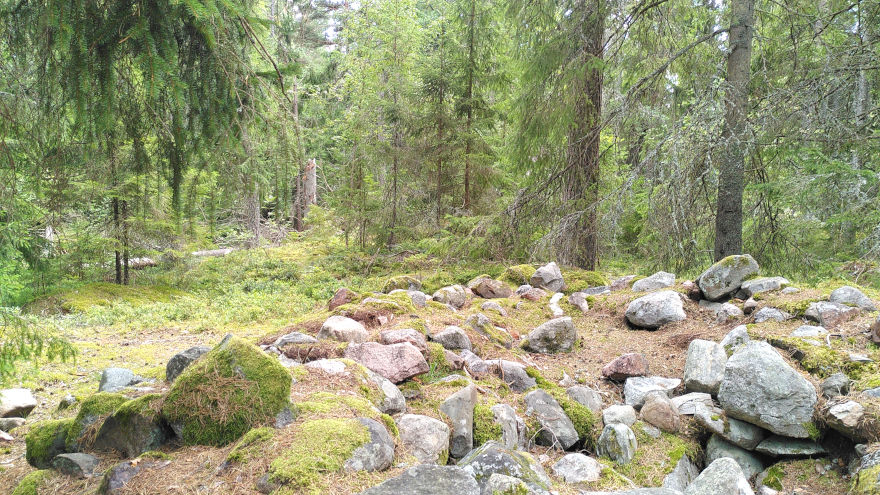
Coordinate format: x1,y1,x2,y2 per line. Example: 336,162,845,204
500,264,536,286
93,394,171,457
25,418,73,468
383,275,421,293
161,335,292,447
11,469,52,495
66,392,128,451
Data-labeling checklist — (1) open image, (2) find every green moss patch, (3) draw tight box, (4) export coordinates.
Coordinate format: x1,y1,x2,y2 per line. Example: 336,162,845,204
227,427,275,463
11,469,52,495
161,336,292,447
501,264,536,286
853,463,880,494
25,282,183,314
563,269,610,292
25,419,73,469
770,337,877,382
268,418,370,493
297,391,380,420
473,403,502,446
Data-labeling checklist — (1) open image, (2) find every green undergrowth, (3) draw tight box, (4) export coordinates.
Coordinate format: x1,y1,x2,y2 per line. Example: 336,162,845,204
562,269,610,292
11,469,52,495
769,337,879,388
25,282,184,314
525,367,598,448
268,418,370,494
161,336,292,447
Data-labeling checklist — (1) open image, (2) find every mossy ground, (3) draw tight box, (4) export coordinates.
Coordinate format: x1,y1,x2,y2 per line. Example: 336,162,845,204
226,427,274,463
11,469,51,495
268,418,370,494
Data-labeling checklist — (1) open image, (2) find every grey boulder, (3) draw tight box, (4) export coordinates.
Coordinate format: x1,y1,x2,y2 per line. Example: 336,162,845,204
603,404,637,427
552,453,602,483
318,315,368,343
632,271,676,292
736,277,789,299
530,262,564,292
439,385,478,458
830,285,876,311
166,346,211,382
567,385,603,414
0,388,37,418
491,403,529,450
624,376,681,408
98,368,144,393
684,457,755,495
697,254,759,301
596,423,638,464
625,291,686,329
396,414,450,464
458,441,551,492
683,339,727,395
720,325,750,355
522,317,576,354
523,389,579,449
753,435,826,457
717,341,817,438
752,307,790,323
433,285,470,309
345,418,394,472
53,452,100,478
705,434,764,479
431,326,472,351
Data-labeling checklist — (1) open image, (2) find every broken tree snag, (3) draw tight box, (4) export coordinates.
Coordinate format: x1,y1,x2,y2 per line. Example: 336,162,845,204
303,158,317,210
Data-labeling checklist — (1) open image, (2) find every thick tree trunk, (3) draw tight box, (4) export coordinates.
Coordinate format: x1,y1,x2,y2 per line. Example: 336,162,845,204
113,197,122,284
562,1,604,270
714,0,754,260
122,200,129,285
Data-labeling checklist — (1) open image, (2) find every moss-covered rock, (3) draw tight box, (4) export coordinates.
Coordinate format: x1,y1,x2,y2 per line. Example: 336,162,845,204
11,469,52,495
525,367,599,448
382,275,422,293
66,392,128,451
25,418,73,468
93,394,171,457
500,265,536,286
268,418,370,493
853,463,880,494
564,270,610,292
161,335,292,447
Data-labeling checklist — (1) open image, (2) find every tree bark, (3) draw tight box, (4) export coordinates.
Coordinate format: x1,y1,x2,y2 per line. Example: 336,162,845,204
562,0,604,270
463,0,476,210
713,0,754,260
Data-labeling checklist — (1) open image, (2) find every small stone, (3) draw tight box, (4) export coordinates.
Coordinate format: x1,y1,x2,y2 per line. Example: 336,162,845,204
99,459,169,495
663,454,700,492
480,301,507,316
305,359,349,375
697,254,760,301
467,276,512,299
684,456,755,495
273,332,317,347
720,325,750,355
568,292,590,313
465,313,512,347
706,434,764,479
433,285,470,309
552,453,602,483
603,404,638,426
640,392,681,432
602,353,650,381
0,417,26,432
781,287,800,294
345,342,430,383
790,325,828,338
548,292,565,317
53,453,100,478
850,353,873,363
365,369,406,415
737,277,789,299
624,376,681,408
486,360,536,392
521,287,548,301
671,392,714,415
329,287,358,310
345,418,395,472
596,423,638,464
683,339,727,394
566,385,602,414
754,435,826,457
490,404,528,450
457,441,552,492
826,400,866,441
379,328,428,352
821,373,851,398
358,465,480,495
753,307,790,323
460,350,489,378
805,301,860,328
611,275,637,291
431,326,472,351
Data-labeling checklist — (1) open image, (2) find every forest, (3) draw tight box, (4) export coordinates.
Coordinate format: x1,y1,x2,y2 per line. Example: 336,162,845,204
0,0,876,308
2,1,880,494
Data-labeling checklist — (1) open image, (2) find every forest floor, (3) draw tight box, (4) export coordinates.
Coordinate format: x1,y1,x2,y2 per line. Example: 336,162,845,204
1,223,876,494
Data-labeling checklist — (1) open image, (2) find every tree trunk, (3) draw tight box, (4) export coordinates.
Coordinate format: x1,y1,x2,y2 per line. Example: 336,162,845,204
113,197,122,284
463,0,475,210
562,1,604,270
713,0,754,260
122,200,129,285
